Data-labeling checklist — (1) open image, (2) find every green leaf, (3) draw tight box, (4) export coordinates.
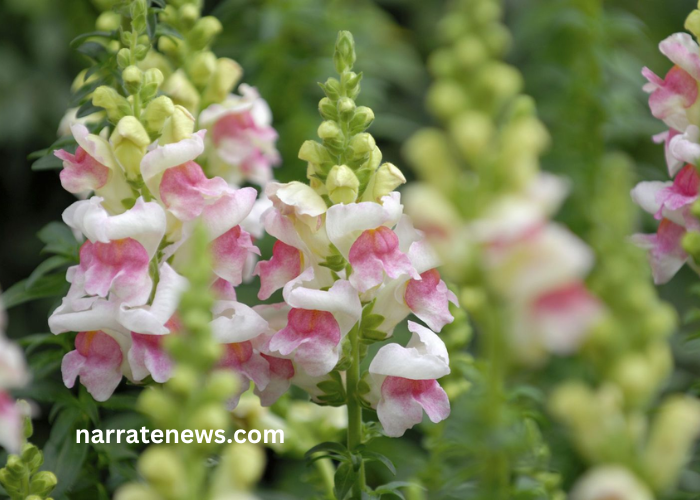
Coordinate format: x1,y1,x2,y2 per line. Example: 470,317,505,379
156,24,183,40
31,152,66,171
77,101,102,119
77,41,108,61
38,221,80,257
304,441,348,460
26,255,71,288
1,274,69,309
43,408,90,498
334,461,359,500
28,135,76,160
361,451,396,475
70,31,115,48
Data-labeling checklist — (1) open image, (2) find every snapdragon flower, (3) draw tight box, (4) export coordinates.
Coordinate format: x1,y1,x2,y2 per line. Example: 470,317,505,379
0,299,29,453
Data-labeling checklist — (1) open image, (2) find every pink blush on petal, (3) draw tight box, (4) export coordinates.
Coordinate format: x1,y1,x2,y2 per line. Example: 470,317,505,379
405,269,458,332
255,240,303,300
55,146,110,194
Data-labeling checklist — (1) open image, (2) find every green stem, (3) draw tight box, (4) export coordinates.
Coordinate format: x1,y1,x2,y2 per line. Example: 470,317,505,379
316,458,336,500
346,323,366,498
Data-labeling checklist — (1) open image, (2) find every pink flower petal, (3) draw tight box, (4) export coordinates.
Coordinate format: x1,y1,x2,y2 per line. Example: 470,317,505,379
55,146,110,194
349,226,419,292
631,218,689,284
0,392,24,453
377,376,450,437
644,65,698,131
269,309,341,376
659,33,700,81
128,332,173,383
211,226,260,286
405,269,458,332
159,161,230,221
62,331,123,401
255,354,294,406
255,241,303,300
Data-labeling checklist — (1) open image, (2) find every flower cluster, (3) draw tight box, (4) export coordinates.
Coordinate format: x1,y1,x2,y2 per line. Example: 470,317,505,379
251,31,455,438
48,0,280,406
403,0,603,366
0,297,29,454
632,27,700,283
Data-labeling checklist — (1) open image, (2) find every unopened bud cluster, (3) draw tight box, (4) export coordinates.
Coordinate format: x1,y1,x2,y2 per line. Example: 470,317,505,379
0,443,58,500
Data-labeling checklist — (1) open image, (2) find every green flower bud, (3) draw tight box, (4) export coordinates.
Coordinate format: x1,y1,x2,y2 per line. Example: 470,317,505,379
610,354,656,407
454,36,488,69
96,11,121,31
449,111,494,162
205,370,239,400
349,106,374,134
92,86,132,124
686,10,700,39
179,3,200,28
121,30,134,47
318,97,338,121
189,51,217,87
317,120,343,141
683,231,700,263
427,80,468,120
139,68,164,102
111,116,151,179
428,48,458,78
477,61,523,101
142,95,175,135
202,58,243,108
29,471,57,497
321,77,342,101
117,48,131,69
342,71,362,99
337,96,356,118
188,16,222,51
326,165,359,204
21,444,43,473
643,396,700,491
212,443,266,493
370,162,405,200
114,483,160,500
165,365,199,396
692,199,700,220
298,140,331,166
348,132,375,159
138,447,186,498
130,0,148,33
190,404,229,433
334,30,356,74
162,70,200,113
25,496,43,500
158,34,183,58
159,105,195,145
123,65,143,95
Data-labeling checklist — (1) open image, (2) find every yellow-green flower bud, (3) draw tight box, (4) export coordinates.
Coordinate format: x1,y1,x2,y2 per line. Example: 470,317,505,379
454,36,488,69
123,65,143,95
140,68,164,102
190,404,229,433
683,231,700,263
334,30,356,74
138,447,186,499
142,95,175,135
114,483,159,500
202,58,243,108
213,443,266,493
692,198,700,220
326,165,359,204
337,97,355,118
111,116,151,179
29,471,57,497
317,120,342,141
165,365,199,396
21,444,42,473
130,0,148,33
158,34,183,58
349,133,375,159
205,370,239,400
686,10,700,39
189,51,217,87
371,162,405,200
321,77,342,100
477,62,523,101
403,128,461,192
179,3,200,28
428,48,457,78
349,106,374,134
92,86,132,124
162,70,200,113
427,80,468,120
610,354,656,407
643,396,700,491
117,48,131,70
298,140,330,165
159,105,195,145
319,97,338,121
188,16,222,51
6,455,25,475
96,11,121,31
449,111,494,162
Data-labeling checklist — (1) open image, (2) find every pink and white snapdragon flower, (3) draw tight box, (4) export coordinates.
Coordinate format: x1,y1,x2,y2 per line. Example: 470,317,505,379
252,175,455,434
634,32,700,282
0,299,30,453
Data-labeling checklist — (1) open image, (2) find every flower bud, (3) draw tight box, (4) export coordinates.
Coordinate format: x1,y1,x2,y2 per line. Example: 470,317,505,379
138,447,186,498
189,51,217,87
427,80,468,120
298,140,331,166
326,165,359,204
686,10,700,39
428,48,458,78
142,95,175,135
334,30,356,74
449,111,494,162
371,162,405,200
179,3,200,27
123,65,143,95
318,97,338,121
117,48,131,69
188,16,222,51
205,370,239,400
213,443,266,493
29,471,57,497
159,105,195,145
111,116,151,179
130,0,148,33
114,483,159,500
337,97,356,118
343,71,362,99
317,120,342,141
140,68,164,102
21,444,43,473
692,199,700,220
349,132,375,159
477,62,523,101
643,396,700,490
190,404,229,433
96,11,121,31
454,36,488,69
321,77,342,100
202,58,243,108
162,70,200,113
349,106,374,134
92,86,132,124
683,231,700,263
158,34,183,58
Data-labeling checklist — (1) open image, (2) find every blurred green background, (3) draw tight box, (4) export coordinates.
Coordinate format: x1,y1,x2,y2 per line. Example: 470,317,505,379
0,0,698,497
